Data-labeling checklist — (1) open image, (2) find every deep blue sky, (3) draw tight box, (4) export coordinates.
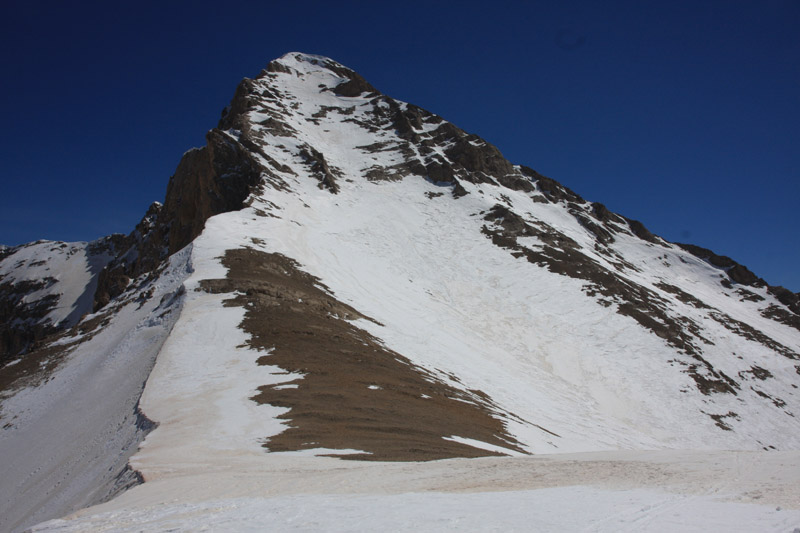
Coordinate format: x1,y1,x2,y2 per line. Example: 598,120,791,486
2,1,798,291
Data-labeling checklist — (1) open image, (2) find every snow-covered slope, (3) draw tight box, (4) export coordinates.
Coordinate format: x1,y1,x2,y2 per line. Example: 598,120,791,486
2,52,799,531
136,51,798,455
0,246,190,532
0,237,121,362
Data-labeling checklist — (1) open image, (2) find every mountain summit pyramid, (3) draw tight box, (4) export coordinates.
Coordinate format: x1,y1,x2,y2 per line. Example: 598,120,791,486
1,52,799,531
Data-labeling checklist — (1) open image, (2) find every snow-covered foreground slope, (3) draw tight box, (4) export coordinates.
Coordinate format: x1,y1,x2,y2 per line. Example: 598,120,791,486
0,248,191,532
35,450,800,532
3,52,799,531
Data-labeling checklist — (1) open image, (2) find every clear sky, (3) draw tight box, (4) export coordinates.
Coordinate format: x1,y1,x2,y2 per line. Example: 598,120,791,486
1,1,798,291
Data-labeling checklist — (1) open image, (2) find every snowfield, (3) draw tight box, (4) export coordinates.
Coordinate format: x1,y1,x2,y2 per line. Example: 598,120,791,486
33,450,800,532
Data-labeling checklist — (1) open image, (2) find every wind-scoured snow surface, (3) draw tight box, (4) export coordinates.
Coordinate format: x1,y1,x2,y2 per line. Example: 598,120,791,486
8,53,800,530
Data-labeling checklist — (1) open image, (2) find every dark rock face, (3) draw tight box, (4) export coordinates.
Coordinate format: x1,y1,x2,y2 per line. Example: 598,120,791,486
444,134,514,183
623,217,659,244
93,127,264,310
218,78,260,133
300,145,340,193
572,210,614,245
94,205,162,311
333,71,378,97
1,237,122,361
92,61,286,312
264,60,293,75
768,286,800,315
163,130,263,253
349,96,516,192
323,58,379,97
93,268,131,313
677,243,766,288
0,277,59,364
520,166,583,203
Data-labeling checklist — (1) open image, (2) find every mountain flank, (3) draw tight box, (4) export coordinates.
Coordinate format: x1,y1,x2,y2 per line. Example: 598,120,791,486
1,52,799,532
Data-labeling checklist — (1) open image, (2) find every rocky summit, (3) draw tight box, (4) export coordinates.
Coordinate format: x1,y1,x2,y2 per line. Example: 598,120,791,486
1,53,799,532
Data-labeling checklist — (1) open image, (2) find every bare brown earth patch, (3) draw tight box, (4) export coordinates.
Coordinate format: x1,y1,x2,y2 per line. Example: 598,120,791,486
738,366,773,381
200,248,532,461
706,411,740,431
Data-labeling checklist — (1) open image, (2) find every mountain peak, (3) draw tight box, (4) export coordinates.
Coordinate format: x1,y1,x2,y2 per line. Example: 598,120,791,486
1,52,799,532
258,52,379,97
269,51,343,72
